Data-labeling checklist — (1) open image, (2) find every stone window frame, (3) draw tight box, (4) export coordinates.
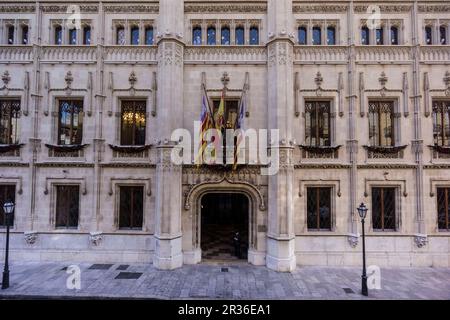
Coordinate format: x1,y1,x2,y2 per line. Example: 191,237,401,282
2,19,30,45
49,182,83,231
296,19,340,46
300,182,338,233
434,184,450,232
423,19,450,45
189,19,262,46
359,19,404,45
367,184,402,233
113,181,151,233
51,96,86,147
114,96,150,147
112,19,156,45
50,19,93,45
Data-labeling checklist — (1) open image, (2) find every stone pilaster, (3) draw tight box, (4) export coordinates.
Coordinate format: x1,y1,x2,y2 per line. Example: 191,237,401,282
153,0,184,270
266,0,296,272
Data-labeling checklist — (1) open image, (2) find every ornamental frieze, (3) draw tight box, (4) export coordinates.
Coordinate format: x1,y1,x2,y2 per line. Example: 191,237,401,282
104,5,159,13
418,5,450,13
41,5,98,13
293,5,348,13
0,5,35,13
354,5,411,13
184,4,267,13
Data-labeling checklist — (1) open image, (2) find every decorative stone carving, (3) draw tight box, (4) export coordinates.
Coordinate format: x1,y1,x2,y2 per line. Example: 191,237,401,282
41,5,98,13
0,5,35,13
424,72,430,117
418,5,450,13
221,72,230,89
354,5,411,13
444,71,450,96
293,5,348,13
1,71,11,88
414,234,428,248
184,4,267,13
89,232,103,246
24,231,38,245
347,233,360,248
104,5,158,13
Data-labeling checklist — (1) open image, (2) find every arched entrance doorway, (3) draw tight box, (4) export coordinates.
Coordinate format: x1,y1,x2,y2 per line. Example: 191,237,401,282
201,193,249,261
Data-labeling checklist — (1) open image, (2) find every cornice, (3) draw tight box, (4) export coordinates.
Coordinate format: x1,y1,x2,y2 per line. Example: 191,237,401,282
35,162,95,168
418,5,450,13
0,5,35,13
0,162,29,167
185,3,267,13
100,163,156,168
41,5,98,13
294,164,352,169
293,5,348,13
357,164,416,169
104,5,159,13
354,5,412,13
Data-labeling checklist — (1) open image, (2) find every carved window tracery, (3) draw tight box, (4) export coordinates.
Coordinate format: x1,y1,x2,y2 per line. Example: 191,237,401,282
120,100,146,146
437,187,450,231
58,100,83,145
0,99,21,145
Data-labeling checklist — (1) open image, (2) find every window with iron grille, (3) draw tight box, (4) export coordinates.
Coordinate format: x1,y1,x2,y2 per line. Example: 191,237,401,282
368,101,395,147
119,186,144,230
305,101,331,147
306,187,332,231
437,187,450,231
58,100,83,145
55,185,79,229
0,185,15,227
372,187,397,231
432,101,450,146
0,100,21,144
120,100,146,145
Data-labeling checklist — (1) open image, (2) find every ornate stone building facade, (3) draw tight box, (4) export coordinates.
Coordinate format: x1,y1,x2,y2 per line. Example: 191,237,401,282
0,0,449,271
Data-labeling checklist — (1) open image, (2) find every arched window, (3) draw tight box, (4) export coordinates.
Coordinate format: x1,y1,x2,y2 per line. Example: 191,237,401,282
207,26,216,45
69,28,77,45
376,27,384,45
361,26,370,45
83,26,91,45
327,26,336,45
131,26,139,45
298,26,307,45
21,25,29,44
425,26,433,45
235,26,245,45
192,26,202,45
7,25,14,44
116,26,125,45
221,26,230,45
250,26,259,45
440,26,447,45
312,26,321,45
390,26,398,45
54,25,62,45
145,26,154,45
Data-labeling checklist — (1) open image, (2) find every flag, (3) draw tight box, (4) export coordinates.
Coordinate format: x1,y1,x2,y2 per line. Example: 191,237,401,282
233,91,246,170
215,89,225,131
196,86,213,165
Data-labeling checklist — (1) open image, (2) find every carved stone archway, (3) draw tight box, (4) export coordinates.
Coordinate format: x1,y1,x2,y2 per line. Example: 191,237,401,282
182,177,267,266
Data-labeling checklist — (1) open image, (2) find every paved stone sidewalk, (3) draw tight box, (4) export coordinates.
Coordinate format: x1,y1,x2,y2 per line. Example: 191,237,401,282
0,261,449,299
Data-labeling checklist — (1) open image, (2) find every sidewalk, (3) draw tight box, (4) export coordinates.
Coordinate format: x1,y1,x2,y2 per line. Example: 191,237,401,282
0,261,449,300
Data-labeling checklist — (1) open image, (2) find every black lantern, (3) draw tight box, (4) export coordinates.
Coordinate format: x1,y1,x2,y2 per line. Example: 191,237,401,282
357,202,368,296
2,200,14,290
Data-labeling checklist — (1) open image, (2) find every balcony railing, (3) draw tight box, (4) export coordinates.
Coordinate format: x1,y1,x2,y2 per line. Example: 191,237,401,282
41,45,97,63
0,45,33,63
184,46,267,65
103,45,157,64
293,45,348,64
355,45,412,64
420,45,450,63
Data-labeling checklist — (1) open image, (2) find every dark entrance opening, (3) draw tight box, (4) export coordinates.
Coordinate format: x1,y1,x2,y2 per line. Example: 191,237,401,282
201,193,249,261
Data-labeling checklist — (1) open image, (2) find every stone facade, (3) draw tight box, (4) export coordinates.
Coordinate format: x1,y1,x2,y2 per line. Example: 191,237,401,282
0,0,449,271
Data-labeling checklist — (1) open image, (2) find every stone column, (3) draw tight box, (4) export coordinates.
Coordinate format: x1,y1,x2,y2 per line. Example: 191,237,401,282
266,0,296,272
153,0,184,270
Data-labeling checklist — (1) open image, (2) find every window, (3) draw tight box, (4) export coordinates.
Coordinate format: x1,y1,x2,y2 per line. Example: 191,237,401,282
193,26,202,45
249,26,259,45
119,186,144,230
213,99,239,129
368,101,395,147
131,26,139,45
69,28,77,45
390,26,399,45
327,26,336,45
0,185,15,227
235,26,245,45
120,100,146,145
83,26,91,45
221,26,230,45
440,26,447,45
425,26,433,45
54,25,62,45
437,187,450,231
21,25,28,44
55,185,79,229
58,100,83,145
307,187,332,231
361,26,370,45
376,27,384,45
145,26,154,45
305,101,331,147
432,101,450,146
116,26,125,45
207,26,216,45
298,26,307,45
7,25,14,44
312,26,321,45
372,187,396,231
0,100,21,144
